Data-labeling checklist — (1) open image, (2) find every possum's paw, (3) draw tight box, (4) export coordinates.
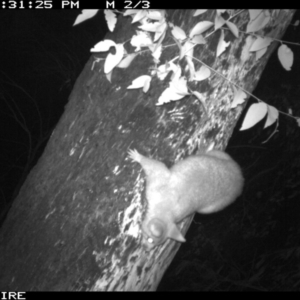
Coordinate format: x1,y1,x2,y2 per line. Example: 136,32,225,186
128,148,142,163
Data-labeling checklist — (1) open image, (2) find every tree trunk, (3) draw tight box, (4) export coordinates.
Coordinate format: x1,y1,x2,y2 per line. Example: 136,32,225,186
0,9,295,291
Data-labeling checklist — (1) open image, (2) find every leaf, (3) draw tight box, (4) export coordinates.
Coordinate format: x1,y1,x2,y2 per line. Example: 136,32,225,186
264,105,279,128
193,10,207,17
127,75,152,89
169,61,181,81
189,21,214,38
186,55,195,80
191,34,206,44
132,10,147,23
156,64,170,80
156,61,180,81
180,40,194,60
250,36,272,52
73,9,99,26
147,10,165,21
250,36,273,60
217,30,230,57
171,26,187,41
240,103,268,130
123,9,138,16
156,63,170,80
104,44,124,74
214,14,226,30
226,21,239,38
156,86,188,105
255,48,268,60
193,66,211,81
91,39,116,52
231,88,247,108
154,21,167,42
130,31,153,52
104,10,117,32
191,90,207,113
152,23,167,55
156,76,190,105
156,87,185,105
170,76,189,95
248,10,262,21
278,44,293,71
246,10,270,32
106,70,113,82
143,76,152,93
116,53,138,69
150,44,162,61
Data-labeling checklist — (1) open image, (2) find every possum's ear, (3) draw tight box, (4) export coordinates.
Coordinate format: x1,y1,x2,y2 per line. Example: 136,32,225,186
168,224,186,243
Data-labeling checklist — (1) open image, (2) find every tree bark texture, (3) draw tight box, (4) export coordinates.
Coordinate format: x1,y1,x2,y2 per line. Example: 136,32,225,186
0,10,295,290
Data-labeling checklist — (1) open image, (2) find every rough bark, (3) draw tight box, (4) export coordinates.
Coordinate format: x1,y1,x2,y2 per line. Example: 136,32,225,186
0,10,295,290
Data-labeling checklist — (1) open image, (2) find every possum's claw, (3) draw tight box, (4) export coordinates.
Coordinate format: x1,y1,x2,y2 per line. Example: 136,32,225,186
128,148,142,163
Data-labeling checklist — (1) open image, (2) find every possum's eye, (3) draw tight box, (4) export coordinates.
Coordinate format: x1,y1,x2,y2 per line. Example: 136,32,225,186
147,237,154,244
147,218,166,241
149,221,164,237
142,218,168,247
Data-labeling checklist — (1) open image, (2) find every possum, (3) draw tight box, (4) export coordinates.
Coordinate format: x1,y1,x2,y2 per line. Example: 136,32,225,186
128,148,244,247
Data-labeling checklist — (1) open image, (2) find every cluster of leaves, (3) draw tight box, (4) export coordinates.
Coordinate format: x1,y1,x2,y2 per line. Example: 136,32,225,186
74,9,297,132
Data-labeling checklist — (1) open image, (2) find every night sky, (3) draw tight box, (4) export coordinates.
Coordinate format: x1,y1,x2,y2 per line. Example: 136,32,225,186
0,9,300,290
